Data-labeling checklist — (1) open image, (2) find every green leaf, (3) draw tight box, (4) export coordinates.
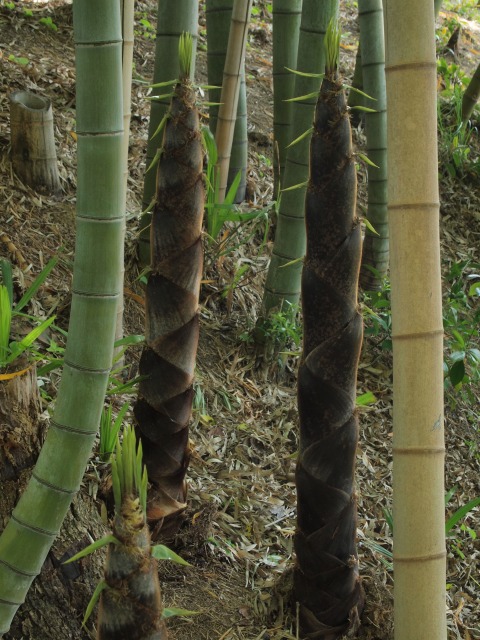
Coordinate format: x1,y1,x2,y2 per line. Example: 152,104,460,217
448,359,465,386
284,91,319,103
114,334,145,347
0,285,12,363
146,148,162,174
445,485,457,506
149,79,177,89
468,281,480,297
343,84,376,101
161,607,199,619
363,217,379,236
15,254,59,313
356,391,377,406
151,544,190,566
286,127,313,149
82,580,109,626
445,496,480,534
358,153,380,169
350,105,377,113
150,113,169,141
0,259,13,308
279,256,304,269
281,180,308,193
284,66,324,79
5,316,56,366
63,535,120,564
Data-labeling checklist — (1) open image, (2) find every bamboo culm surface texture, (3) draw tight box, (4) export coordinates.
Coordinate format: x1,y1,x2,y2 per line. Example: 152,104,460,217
294,75,364,638
134,78,204,539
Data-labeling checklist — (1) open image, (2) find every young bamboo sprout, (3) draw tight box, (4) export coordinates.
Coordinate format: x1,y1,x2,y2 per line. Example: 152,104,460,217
134,32,204,538
99,426,167,639
294,20,364,638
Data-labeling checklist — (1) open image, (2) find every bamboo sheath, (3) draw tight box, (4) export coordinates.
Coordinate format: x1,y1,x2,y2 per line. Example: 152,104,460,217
215,0,253,204
384,1,447,638
358,0,389,289
206,0,248,202
261,0,338,317
0,1,124,634
294,72,364,639
138,0,198,265
462,61,480,123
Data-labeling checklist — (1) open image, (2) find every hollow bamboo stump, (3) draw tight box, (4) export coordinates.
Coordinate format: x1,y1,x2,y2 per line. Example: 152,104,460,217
9,90,61,193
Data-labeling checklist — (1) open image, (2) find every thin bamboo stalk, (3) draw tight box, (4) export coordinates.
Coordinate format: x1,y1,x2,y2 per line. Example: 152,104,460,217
272,0,303,193
206,0,248,202
215,0,253,204
384,1,447,638
114,0,135,364
358,0,389,290
0,1,124,633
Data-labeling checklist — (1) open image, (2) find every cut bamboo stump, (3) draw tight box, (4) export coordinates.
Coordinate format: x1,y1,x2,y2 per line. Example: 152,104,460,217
9,90,61,193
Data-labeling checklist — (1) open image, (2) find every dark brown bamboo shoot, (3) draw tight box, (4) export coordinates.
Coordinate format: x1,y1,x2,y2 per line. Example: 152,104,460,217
294,59,364,638
134,39,204,539
9,91,60,193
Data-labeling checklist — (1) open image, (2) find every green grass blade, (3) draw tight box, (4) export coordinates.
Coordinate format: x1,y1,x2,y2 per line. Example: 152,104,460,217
15,254,59,313
0,259,13,308
63,535,120,564
151,544,190,566
445,496,480,534
161,607,199,619
82,580,109,626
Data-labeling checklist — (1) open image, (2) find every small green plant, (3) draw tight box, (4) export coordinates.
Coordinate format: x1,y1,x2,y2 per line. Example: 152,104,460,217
0,258,57,370
8,54,29,66
202,127,264,245
136,15,155,39
99,402,129,462
362,276,393,350
443,261,480,398
39,16,58,31
252,301,302,354
437,59,479,176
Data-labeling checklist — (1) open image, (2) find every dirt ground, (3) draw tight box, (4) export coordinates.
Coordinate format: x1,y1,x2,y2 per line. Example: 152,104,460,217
0,1,479,639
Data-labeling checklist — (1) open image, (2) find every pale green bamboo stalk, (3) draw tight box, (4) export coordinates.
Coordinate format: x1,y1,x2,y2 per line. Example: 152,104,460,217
260,0,339,319
215,0,253,204
114,0,135,363
138,0,198,266
206,0,248,203
384,1,447,638
272,0,303,194
358,0,389,290
0,0,124,633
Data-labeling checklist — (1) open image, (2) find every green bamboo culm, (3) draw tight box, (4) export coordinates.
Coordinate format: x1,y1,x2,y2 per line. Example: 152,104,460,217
294,19,364,637
259,0,339,325
138,0,199,266
98,427,167,640
0,0,124,634
358,0,389,290
272,0,303,194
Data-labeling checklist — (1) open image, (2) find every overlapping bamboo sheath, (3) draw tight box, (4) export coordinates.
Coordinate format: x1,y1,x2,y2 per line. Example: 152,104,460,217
134,49,204,538
294,66,364,637
98,497,167,640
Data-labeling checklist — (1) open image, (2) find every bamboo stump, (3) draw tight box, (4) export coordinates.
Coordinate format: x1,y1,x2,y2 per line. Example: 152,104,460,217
9,91,61,193
0,362,42,482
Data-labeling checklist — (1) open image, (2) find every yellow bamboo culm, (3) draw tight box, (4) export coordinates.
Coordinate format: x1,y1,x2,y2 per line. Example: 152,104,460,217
384,2,447,639
215,0,252,203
